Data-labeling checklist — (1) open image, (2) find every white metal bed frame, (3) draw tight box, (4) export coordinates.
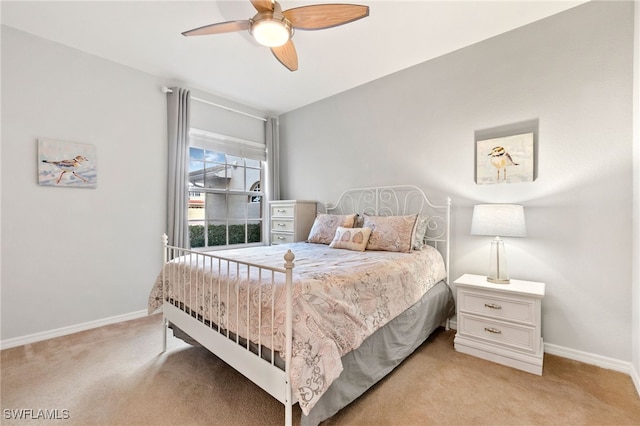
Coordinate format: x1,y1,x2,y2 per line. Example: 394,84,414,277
160,185,450,426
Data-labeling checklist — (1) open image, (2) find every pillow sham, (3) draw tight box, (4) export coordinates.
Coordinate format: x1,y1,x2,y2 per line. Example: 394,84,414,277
307,213,357,245
329,227,372,252
363,214,418,253
412,215,430,250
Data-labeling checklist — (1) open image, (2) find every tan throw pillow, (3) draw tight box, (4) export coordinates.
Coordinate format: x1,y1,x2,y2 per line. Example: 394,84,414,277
329,227,372,251
364,214,418,253
307,213,357,244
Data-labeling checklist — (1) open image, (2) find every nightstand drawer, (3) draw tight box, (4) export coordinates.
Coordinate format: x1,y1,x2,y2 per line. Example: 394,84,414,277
271,219,294,233
271,204,295,218
459,290,536,325
271,233,295,245
458,314,536,353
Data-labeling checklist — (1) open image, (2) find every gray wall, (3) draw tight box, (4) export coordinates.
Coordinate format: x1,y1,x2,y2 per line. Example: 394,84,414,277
280,1,635,362
0,26,272,343
0,26,168,340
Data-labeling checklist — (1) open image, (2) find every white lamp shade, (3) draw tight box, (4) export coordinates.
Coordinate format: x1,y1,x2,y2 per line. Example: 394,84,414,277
471,204,526,238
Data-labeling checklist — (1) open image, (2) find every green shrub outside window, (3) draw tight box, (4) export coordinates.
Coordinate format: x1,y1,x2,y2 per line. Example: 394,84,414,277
189,223,261,248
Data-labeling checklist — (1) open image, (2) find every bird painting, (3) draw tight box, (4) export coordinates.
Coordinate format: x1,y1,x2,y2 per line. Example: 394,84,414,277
42,155,89,184
38,139,97,188
488,146,519,181
475,132,534,185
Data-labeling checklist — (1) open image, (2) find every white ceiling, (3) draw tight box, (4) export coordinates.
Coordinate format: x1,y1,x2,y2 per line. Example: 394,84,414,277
1,0,587,115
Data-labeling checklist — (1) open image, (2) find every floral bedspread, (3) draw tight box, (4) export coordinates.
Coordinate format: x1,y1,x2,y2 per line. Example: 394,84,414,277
148,242,446,415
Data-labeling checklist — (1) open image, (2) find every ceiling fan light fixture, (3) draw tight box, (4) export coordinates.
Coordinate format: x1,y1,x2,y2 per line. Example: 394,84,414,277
182,0,370,71
251,17,292,47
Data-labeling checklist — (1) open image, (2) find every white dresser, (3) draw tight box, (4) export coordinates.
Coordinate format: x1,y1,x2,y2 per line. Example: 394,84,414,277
269,200,317,245
453,274,545,375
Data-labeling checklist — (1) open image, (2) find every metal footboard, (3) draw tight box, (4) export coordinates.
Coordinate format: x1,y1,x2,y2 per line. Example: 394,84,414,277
160,234,296,426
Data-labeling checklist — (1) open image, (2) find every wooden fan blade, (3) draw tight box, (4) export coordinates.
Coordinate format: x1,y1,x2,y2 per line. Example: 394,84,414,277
271,40,298,71
251,0,274,13
284,4,369,30
182,20,251,37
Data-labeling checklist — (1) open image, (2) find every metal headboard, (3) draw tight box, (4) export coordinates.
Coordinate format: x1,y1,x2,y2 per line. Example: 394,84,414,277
324,185,451,284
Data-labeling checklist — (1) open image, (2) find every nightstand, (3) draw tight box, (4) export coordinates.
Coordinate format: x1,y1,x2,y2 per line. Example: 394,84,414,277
453,273,545,375
269,200,317,245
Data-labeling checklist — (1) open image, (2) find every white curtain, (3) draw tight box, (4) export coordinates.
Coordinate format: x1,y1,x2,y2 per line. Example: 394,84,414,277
166,87,191,248
266,117,280,201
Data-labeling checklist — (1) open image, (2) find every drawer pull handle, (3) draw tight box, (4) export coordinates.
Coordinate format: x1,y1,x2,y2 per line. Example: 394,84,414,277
484,327,502,334
277,209,286,213
277,223,287,227
484,303,502,310
277,236,286,240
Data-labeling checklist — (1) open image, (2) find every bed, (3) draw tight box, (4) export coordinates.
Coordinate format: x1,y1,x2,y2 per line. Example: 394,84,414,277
148,185,454,425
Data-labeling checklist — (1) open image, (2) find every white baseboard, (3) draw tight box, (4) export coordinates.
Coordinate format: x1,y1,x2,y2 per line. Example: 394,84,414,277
631,363,640,397
448,318,457,330
0,310,148,350
543,342,633,374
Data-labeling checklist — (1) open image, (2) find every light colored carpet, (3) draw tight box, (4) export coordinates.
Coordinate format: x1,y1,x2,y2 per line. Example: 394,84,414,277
1,314,639,425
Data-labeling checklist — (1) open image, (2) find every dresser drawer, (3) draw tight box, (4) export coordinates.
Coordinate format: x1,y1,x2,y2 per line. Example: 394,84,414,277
458,313,536,353
458,290,536,325
269,200,317,245
271,204,295,218
271,233,295,245
271,219,294,233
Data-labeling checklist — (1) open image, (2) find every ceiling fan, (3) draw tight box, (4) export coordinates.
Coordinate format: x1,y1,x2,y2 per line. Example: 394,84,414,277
182,0,369,71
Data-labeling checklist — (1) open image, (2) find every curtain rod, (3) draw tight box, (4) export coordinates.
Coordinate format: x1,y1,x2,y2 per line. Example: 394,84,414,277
162,87,267,122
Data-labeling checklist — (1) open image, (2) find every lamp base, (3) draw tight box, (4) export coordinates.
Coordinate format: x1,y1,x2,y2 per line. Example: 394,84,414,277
487,277,510,284
487,237,510,284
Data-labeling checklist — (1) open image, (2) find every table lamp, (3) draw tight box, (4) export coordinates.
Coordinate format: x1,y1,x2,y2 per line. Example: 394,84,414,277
471,204,526,284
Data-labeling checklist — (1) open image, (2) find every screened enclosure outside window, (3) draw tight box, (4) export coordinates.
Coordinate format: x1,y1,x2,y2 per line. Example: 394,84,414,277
188,144,264,248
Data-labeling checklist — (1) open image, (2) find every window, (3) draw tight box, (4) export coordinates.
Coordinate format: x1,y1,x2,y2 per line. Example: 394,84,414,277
249,181,262,203
188,130,265,249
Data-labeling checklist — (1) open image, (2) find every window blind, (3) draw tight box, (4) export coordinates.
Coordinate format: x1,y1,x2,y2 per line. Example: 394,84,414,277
189,128,266,162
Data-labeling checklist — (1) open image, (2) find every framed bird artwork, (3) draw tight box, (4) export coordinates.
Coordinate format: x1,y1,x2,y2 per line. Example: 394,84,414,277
37,139,97,188
475,132,534,184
